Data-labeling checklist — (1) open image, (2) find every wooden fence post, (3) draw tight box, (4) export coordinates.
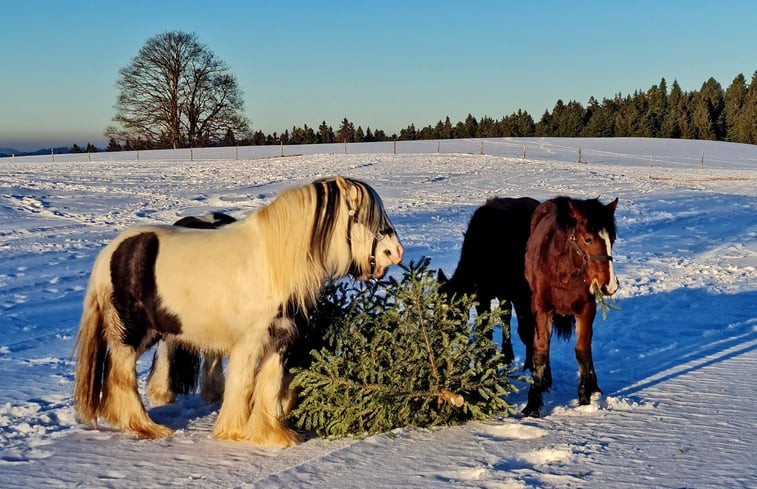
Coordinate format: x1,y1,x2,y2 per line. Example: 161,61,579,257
523,145,526,159
480,141,484,155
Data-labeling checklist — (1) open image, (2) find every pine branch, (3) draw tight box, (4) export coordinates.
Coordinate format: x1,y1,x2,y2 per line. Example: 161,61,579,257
415,290,440,387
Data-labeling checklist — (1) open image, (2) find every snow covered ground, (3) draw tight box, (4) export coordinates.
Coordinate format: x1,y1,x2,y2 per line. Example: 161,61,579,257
0,138,755,488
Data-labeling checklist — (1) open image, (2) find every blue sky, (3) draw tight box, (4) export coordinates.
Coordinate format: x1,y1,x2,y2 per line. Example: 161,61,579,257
1,0,755,152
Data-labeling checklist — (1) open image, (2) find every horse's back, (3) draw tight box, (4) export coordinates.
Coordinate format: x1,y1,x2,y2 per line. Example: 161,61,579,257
446,197,539,301
477,197,539,262
91,221,264,330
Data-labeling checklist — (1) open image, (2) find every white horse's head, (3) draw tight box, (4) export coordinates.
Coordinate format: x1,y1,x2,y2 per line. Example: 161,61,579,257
338,176,403,279
309,176,403,281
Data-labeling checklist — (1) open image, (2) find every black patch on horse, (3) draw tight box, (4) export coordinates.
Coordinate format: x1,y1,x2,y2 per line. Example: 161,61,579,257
110,232,182,349
173,212,236,229
268,316,298,356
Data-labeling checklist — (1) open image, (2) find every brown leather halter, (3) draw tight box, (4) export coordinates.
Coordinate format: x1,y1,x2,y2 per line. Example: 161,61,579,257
569,230,613,274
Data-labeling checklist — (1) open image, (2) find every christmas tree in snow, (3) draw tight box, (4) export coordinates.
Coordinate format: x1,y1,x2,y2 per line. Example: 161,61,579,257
288,258,522,439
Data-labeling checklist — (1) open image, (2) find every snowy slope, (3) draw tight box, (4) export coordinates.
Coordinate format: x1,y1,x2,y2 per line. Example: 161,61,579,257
0,138,755,488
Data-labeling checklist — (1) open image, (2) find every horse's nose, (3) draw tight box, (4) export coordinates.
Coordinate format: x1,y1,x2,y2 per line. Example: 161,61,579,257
602,277,619,296
389,243,404,264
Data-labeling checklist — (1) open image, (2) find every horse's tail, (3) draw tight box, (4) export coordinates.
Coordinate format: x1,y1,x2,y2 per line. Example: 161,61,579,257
73,285,108,426
169,345,201,395
553,314,575,340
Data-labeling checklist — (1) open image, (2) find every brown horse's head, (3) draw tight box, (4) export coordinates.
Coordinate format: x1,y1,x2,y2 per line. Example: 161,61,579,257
566,198,619,296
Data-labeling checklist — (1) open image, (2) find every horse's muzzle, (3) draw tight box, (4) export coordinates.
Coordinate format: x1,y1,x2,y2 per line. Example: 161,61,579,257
602,277,619,296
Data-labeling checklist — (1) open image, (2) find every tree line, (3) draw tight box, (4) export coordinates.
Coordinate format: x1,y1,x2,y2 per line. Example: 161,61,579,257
102,32,755,151
234,73,755,147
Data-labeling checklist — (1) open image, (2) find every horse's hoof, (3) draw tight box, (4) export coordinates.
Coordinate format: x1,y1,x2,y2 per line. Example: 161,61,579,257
247,426,301,448
578,390,600,406
146,388,176,407
135,423,174,439
521,406,541,418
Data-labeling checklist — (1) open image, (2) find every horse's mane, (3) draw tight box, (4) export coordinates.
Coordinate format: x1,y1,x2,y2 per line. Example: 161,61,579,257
551,196,617,237
309,177,393,264
254,177,390,311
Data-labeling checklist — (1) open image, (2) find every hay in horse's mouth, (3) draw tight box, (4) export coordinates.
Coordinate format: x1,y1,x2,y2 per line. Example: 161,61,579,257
591,279,621,320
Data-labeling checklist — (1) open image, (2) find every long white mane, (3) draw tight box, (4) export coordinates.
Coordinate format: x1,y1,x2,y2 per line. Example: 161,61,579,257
255,176,395,311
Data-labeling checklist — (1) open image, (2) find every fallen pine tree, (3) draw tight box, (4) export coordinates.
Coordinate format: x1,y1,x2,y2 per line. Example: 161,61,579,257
287,258,523,439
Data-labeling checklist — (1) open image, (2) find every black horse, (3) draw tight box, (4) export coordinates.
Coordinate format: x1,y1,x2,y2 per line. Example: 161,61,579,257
439,197,540,366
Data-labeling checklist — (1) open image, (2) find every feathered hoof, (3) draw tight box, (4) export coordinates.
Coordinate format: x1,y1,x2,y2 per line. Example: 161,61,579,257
213,423,300,447
146,385,176,407
255,425,300,448
132,421,174,439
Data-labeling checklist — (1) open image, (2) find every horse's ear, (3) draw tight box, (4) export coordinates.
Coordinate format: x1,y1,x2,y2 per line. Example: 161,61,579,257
567,199,581,219
607,198,618,213
335,175,349,191
335,176,359,207
437,269,448,284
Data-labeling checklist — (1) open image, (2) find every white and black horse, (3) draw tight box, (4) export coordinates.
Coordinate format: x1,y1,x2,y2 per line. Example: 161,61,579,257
74,176,403,446
146,212,236,407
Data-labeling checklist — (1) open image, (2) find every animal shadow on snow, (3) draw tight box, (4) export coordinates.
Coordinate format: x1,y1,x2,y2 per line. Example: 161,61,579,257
147,394,219,431
497,284,756,416
602,287,757,397
527,287,757,413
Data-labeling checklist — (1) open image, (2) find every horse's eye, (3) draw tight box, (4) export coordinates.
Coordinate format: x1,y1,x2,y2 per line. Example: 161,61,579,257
584,237,593,244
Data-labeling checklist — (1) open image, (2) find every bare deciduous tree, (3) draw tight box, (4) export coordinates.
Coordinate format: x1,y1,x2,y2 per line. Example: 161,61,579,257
105,31,250,149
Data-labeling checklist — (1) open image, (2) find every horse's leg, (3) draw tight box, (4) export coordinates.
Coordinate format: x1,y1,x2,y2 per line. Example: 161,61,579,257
513,297,535,371
498,300,515,365
280,370,298,415
244,350,300,447
146,340,176,406
477,295,514,364
201,352,225,405
522,310,552,418
100,340,173,438
576,306,601,405
212,340,262,441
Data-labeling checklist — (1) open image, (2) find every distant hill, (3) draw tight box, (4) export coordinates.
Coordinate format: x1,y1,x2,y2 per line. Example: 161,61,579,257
0,146,80,158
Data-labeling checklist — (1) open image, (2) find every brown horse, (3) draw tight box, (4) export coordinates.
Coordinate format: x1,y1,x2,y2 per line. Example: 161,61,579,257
438,197,540,364
523,196,618,417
